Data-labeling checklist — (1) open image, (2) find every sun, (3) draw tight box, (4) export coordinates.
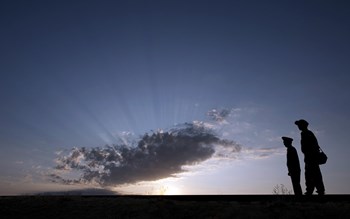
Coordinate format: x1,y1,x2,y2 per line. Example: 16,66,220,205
159,185,181,195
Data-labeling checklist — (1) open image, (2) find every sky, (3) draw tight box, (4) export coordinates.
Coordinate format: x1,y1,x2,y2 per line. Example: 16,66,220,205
1,0,350,195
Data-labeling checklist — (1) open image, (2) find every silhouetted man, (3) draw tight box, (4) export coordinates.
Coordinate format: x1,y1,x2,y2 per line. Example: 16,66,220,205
282,136,302,196
295,119,325,195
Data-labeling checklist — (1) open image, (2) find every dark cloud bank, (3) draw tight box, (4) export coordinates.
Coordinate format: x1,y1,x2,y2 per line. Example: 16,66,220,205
51,121,241,187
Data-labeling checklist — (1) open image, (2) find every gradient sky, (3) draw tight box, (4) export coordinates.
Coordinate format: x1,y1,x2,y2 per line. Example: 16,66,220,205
1,0,350,195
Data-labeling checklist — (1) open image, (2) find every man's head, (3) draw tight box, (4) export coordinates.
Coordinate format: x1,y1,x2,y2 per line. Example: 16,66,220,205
295,119,309,131
282,136,293,147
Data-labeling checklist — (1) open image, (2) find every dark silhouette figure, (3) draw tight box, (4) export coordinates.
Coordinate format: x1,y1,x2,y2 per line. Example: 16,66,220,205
295,119,325,195
282,136,303,196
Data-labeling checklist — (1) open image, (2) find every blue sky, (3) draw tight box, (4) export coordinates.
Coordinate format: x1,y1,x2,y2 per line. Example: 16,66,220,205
0,0,350,195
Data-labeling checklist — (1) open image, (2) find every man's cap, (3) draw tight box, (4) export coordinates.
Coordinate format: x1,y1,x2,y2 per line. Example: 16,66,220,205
282,136,293,142
294,119,309,126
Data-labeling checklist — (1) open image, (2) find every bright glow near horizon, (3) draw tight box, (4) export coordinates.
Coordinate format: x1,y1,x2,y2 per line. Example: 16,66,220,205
161,185,181,195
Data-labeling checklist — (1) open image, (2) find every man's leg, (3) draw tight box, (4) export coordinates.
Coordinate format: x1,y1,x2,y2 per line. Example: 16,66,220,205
291,172,302,196
305,164,315,195
314,165,325,195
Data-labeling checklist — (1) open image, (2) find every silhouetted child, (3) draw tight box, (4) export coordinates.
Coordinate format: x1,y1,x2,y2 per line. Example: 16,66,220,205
282,136,303,196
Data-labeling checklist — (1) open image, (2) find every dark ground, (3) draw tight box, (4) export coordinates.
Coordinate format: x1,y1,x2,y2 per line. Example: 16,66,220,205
1,195,349,218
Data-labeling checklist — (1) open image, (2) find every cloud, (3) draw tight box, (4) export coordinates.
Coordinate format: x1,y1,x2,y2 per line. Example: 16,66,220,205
51,122,241,187
242,147,284,159
50,107,285,188
207,108,231,123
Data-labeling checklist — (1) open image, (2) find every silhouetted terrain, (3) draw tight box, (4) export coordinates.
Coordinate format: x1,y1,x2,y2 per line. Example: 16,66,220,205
1,195,349,218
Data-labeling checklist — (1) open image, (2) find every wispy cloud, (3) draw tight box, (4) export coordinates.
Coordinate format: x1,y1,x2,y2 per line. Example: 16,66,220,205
207,108,231,124
242,147,284,159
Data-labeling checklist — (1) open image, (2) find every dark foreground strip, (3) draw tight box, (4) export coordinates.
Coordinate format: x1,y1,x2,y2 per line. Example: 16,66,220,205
1,195,349,218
